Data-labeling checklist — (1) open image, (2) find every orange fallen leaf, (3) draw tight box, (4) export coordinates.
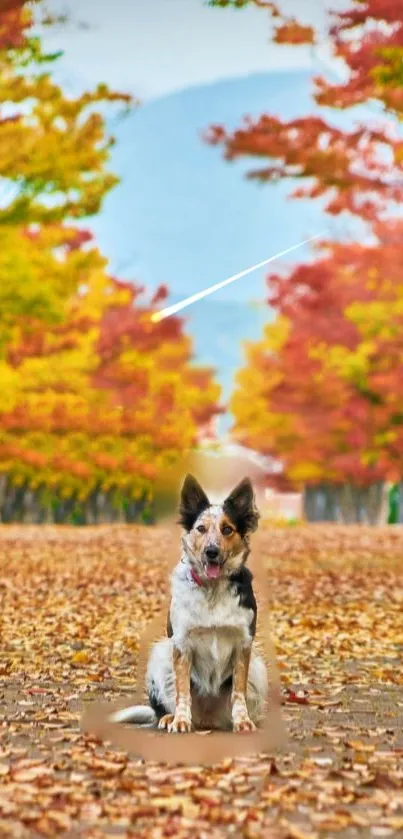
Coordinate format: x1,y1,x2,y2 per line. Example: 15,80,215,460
12,765,53,782
280,821,318,839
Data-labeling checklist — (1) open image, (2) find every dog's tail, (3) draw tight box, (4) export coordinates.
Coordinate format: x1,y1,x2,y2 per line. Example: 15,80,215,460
108,704,157,725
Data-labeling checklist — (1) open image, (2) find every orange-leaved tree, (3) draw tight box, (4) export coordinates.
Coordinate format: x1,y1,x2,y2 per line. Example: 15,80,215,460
231,221,403,521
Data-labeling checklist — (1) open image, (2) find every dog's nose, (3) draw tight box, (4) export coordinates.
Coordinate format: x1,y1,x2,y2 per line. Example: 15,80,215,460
205,546,220,561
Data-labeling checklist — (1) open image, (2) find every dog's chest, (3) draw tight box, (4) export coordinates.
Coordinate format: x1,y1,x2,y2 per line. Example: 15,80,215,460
190,628,236,696
170,567,253,692
171,571,252,640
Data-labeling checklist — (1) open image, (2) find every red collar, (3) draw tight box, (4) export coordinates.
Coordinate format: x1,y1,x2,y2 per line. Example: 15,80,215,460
190,568,203,587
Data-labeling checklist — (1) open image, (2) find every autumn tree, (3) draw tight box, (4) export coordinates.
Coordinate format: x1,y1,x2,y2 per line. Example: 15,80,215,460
232,222,403,521
0,1,222,523
0,0,131,349
210,0,403,522
209,0,403,221
1,279,221,523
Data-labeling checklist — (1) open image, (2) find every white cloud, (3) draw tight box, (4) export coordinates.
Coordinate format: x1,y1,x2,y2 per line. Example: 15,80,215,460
41,0,346,99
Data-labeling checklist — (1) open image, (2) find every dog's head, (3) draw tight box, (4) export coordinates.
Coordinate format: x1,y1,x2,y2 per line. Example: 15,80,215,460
178,474,260,581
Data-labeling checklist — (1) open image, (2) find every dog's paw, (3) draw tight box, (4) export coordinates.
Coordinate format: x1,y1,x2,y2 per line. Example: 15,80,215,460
168,714,192,733
158,714,174,730
233,716,256,733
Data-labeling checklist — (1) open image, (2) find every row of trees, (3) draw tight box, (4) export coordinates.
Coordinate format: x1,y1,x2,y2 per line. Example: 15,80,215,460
0,1,221,523
210,0,403,522
2,0,402,526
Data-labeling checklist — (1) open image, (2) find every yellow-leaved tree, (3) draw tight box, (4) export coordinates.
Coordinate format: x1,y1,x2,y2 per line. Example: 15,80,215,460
0,1,222,523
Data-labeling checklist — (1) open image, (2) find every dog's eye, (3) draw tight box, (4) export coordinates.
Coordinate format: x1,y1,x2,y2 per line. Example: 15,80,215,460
196,524,206,534
222,525,233,536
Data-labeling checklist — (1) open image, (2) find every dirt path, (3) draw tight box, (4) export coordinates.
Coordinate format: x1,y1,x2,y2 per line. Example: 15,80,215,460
0,525,402,838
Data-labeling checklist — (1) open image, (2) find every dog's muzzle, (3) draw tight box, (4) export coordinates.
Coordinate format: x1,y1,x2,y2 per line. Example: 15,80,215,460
204,545,222,579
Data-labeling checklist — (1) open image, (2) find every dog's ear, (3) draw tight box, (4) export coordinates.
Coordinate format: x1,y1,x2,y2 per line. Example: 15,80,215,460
223,477,259,537
178,474,210,531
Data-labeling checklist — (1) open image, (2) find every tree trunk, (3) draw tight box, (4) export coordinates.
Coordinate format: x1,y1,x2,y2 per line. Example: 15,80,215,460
303,486,318,521
41,504,55,524
303,482,385,525
22,489,40,523
303,484,338,522
0,475,8,522
389,482,403,524
362,482,385,526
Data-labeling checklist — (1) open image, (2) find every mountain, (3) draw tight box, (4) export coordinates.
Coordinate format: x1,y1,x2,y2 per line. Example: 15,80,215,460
174,296,273,416
87,69,366,432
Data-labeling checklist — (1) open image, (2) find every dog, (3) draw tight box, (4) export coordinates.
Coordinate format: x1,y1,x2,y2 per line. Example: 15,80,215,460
110,474,268,733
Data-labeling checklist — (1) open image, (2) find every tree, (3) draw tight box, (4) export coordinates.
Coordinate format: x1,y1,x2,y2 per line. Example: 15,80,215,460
231,223,403,511
233,222,403,466
0,0,132,226
210,0,403,521
0,1,222,523
208,1,403,220
0,280,221,523
0,0,131,350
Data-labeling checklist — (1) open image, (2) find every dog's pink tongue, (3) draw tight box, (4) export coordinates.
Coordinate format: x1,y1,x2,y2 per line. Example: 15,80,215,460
206,563,220,579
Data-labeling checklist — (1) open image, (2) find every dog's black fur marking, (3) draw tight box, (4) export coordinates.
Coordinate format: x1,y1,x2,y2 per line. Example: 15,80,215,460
190,675,234,694
223,478,260,538
178,474,210,532
167,612,173,638
148,681,168,720
221,674,233,691
230,565,257,636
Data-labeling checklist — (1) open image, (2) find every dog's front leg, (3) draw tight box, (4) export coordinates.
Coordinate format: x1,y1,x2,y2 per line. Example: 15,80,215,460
232,646,256,732
168,646,192,733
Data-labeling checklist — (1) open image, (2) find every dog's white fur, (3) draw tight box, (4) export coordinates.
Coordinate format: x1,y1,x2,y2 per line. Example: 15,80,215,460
110,542,268,730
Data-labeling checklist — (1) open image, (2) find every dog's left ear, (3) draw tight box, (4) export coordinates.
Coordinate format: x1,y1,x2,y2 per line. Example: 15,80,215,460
223,477,260,537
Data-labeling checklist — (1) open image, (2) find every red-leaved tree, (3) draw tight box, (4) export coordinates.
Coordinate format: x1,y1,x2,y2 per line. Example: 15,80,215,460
210,0,403,522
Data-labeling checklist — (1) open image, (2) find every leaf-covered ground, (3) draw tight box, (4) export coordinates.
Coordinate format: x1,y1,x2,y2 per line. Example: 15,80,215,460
0,525,402,838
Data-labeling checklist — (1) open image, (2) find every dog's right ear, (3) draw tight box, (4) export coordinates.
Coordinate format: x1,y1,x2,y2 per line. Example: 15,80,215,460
178,474,210,531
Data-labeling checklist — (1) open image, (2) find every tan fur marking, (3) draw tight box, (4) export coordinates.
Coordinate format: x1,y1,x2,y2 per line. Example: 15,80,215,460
158,713,174,730
169,647,192,733
231,647,256,732
233,646,250,695
173,647,191,703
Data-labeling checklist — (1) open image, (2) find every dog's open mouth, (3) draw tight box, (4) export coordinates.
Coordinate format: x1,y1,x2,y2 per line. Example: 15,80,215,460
206,560,221,579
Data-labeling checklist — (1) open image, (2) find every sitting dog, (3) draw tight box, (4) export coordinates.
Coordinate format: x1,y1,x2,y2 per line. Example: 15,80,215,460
111,474,268,733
